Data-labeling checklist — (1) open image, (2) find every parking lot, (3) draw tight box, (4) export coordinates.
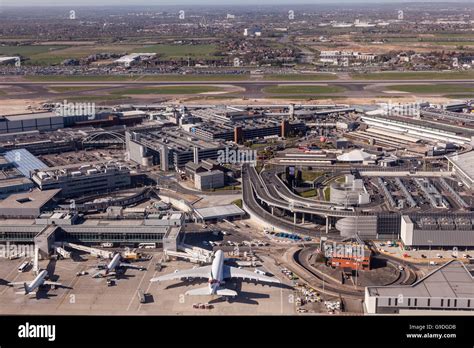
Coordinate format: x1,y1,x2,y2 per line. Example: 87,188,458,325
375,241,473,265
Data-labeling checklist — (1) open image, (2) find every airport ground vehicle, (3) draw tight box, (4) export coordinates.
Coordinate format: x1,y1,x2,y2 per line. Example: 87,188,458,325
18,261,30,272
138,243,156,249
137,289,146,303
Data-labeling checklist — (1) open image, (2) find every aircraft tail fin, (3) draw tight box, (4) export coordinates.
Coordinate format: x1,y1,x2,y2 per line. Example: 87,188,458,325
185,286,211,296
216,288,238,297
15,283,28,295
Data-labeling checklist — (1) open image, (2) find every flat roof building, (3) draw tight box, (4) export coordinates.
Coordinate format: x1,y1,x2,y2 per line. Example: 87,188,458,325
0,112,64,134
126,127,226,170
401,214,474,248
447,151,474,190
194,204,245,222
365,261,474,314
0,189,61,217
31,162,131,198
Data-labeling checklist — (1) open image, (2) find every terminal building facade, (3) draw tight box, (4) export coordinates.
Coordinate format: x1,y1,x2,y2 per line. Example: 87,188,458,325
365,261,474,314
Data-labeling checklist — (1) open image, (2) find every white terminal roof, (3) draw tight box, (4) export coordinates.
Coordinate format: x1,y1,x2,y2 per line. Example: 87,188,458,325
194,204,245,220
447,151,474,181
337,149,376,162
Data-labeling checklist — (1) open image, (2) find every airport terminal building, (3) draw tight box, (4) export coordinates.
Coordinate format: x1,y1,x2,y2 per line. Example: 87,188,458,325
365,261,474,314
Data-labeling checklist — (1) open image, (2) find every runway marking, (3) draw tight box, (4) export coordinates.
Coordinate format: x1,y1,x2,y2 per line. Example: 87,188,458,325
55,264,86,310
137,269,157,312
126,255,154,312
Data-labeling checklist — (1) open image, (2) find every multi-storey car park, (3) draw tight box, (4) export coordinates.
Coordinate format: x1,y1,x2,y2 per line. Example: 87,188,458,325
31,162,131,198
126,126,227,171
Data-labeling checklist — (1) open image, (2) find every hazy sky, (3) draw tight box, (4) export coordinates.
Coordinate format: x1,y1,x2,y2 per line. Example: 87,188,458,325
0,0,467,6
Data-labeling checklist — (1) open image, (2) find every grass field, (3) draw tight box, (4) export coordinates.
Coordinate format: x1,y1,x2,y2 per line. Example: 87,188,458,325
26,74,249,82
352,71,474,80
299,189,317,198
2,43,220,65
48,86,100,93
263,74,338,81
386,85,474,94
139,74,249,81
110,86,224,95
0,45,69,64
50,95,129,102
267,95,345,100
444,94,474,99
263,85,345,94
301,171,324,182
323,187,330,201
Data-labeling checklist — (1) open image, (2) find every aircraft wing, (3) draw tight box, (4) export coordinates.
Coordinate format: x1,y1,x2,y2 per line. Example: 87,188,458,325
223,266,280,284
119,263,146,271
150,266,212,283
8,282,26,286
43,281,63,286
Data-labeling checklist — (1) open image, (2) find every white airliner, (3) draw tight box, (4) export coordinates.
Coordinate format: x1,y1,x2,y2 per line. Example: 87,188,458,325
150,250,280,296
93,253,146,278
8,270,63,296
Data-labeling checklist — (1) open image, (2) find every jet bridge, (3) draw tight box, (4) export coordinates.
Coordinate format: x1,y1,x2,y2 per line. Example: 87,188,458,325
61,242,113,259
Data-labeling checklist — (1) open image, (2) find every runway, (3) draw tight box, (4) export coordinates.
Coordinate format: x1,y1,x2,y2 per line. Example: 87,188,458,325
1,78,473,101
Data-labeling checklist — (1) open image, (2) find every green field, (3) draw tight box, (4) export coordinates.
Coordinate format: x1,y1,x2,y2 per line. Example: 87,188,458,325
48,86,100,93
386,84,474,94
323,187,331,201
111,86,223,95
1,43,220,65
0,45,71,65
51,95,129,102
263,85,345,94
28,75,140,82
352,71,474,80
267,95,345,100
301,171,324,182
299,189,317,198
263,74,338,81
444,95,474,99
139,74,249,81
26,74,249,82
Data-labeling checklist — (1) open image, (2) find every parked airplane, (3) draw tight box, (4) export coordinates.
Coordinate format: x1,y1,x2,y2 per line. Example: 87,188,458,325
8,270,63,296
150,250,279,296
93,253,146,278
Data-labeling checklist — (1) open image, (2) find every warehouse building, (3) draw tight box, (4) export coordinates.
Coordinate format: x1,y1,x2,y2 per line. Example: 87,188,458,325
0,112,64,134
365,261,474,314
401,214,474,248
31,162,131,198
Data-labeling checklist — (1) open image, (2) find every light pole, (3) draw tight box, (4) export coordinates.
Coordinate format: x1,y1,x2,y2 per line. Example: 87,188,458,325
428,240,433,267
